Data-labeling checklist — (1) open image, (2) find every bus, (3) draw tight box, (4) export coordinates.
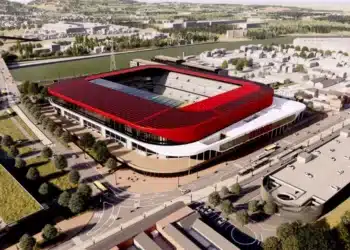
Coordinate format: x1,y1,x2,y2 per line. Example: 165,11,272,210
93,181,107,192
264,143,279,152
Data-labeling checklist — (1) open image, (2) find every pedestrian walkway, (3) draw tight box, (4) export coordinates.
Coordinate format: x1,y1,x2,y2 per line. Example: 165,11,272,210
12,105,52,145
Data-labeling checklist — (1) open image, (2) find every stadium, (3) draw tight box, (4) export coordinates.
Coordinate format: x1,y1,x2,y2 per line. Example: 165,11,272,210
48,64,306,174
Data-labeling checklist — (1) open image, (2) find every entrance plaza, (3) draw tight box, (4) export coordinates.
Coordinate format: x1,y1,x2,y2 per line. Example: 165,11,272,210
42,106,233,193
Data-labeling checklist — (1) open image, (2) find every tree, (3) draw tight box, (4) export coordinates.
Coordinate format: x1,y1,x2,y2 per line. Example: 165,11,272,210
221,60,228,69
236,210,249,226
54,155,68,170
9,145,19,158
230,183,241,195
21,81,30,95
208,191,221,207
28,82,39,95
94,144,110,162
295,45,301,51
220,186,230,198
54,127,63,138
58,191,71,207
282,235,299,250
248,200,259,214
61,131,72,143
105,157,118,170
19,233,36,250
221,200,233,216
42,224,58,241
26,167,39,181
80,132,95,150
301,46,309,52
263,236,281,250
42,117,50,128
2,134,14,147
277,221,302,242
325,50,332,56
33,110,41,121
69,170,80,184
77,184,92,200
47,120,57,133
341,210,350,225
246,58,253,67
295,64,305,73
263,201,277,215
15,157,26,168
337,222,350,250
40,86,48,97
69,192,86,214
300,51,307,58
41,146,53,158
38,182,50,196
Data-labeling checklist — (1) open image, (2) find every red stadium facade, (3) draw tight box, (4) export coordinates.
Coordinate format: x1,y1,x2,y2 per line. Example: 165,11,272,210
48,65,273,144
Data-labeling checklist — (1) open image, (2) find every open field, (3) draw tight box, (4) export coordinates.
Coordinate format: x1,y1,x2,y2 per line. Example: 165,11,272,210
10,37,294,82
0,165,41,224
26,156,76,191
324,199,350,228
14,116,38,140
0,115,26,141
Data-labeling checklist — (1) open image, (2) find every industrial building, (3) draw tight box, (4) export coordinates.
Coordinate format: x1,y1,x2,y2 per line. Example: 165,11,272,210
48,64,305,174
88,201,240,250
261,128,350,222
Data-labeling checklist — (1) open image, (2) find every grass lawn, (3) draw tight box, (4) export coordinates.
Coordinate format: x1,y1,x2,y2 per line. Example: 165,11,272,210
2,145,32,157
0,165,41,224
26,156,76,191
0,115,26,141
14,116,38,140
10,37,294,82
324,199,350,228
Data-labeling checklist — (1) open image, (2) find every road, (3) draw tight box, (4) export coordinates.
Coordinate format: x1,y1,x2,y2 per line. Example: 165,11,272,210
62,110,350,250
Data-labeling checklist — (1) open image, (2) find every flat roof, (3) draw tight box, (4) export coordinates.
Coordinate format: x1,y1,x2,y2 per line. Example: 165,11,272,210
86,201,186,250
270,136,350,206
163,224,201,250
134,232,162,250
48,64,273,143
192,219,239,250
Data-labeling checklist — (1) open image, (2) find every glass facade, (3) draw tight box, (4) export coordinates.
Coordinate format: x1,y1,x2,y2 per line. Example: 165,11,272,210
51,97,177,145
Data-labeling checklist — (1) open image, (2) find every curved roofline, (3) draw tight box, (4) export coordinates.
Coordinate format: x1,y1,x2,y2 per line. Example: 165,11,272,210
48,64,273,143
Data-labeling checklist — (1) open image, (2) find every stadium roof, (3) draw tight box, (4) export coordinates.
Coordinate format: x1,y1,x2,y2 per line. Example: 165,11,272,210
48,65,273,143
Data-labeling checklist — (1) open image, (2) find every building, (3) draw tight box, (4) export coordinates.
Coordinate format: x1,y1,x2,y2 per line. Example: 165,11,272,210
293,37,350,54
261,129,350,222
48,64,305,174
88,201,240,250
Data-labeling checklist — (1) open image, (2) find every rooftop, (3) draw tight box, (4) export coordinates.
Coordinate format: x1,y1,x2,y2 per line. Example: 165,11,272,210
270,135,350,207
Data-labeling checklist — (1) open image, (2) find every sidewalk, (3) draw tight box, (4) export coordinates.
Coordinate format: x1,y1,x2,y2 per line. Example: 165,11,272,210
12,105,52,145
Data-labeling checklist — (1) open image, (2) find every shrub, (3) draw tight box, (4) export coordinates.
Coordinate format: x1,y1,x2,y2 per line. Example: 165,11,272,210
68,170,80,184
58,191,71,207
15,157,26,168
69,192,86,214
263,201,277,215
221,200,233,216
19,233,36,250
38,182,50,196
208,191,221,207
2,134,14,147
54,155,68,170
42,224,58,241
54,127,63,138
230,183,241,195
9,145,19,158
61,131,72,143
80,132,95,149
41,146,53,158
236,209,249,226
26,167,40,181
220,186,230,198
77,184,92,200
105,157,118,170
248,200,259,214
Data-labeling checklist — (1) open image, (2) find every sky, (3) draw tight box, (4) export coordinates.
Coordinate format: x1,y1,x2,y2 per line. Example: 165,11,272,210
8,0,350,4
